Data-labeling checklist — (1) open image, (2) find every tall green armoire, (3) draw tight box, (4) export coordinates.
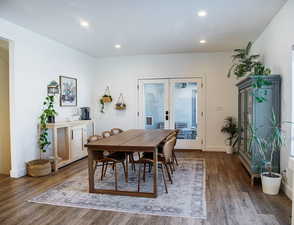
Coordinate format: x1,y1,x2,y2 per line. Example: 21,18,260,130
236,75,281,185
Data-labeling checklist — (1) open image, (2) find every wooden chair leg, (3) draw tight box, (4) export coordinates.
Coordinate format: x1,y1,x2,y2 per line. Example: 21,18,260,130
122,161,128,183
101,162,105,180
137,164,141,192
169,163,174,174
173,150,179,166
148,162,152,173
164,163,173,184
160,164,168,193
130,154,136,171
143,161,146,182
114,163,118,191
103,162,108,177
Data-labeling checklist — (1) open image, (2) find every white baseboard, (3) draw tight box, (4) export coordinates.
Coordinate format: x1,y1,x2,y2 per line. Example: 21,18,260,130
282,181,292,200
204,146,226,153
10,167,26,178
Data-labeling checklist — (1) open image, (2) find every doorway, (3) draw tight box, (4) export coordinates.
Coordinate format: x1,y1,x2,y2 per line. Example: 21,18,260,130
138,78,205,150
0,38,11,175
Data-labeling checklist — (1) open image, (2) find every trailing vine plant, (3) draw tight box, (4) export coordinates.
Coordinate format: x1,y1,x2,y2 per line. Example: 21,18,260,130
227,41,272,102
39,96,58,154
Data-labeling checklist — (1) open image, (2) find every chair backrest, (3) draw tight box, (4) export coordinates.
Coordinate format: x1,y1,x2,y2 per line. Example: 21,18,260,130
163,137,176,162
111,128,123,135
87,135,103,143
87,135,104,160
166,131,176,140
102,131,112,138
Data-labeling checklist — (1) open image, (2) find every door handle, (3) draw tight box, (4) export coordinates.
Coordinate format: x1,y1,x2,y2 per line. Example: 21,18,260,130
165,111,169,115
165,115,169,120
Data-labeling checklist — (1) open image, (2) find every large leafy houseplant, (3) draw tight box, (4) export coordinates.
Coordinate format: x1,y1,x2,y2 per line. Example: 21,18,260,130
228,41,272,102
39,96,58,154
221,117,239,148
249,112,284,177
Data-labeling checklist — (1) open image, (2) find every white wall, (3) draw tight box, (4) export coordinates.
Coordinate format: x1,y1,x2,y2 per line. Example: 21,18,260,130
0,43,11,175
0,18,97,178
93,52,238,151
252,0,294,199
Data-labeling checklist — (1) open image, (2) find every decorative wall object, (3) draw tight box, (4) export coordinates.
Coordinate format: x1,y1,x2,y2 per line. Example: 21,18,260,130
115,93,126,110
99,86,112,113
47,80,59,96
60,76,77,106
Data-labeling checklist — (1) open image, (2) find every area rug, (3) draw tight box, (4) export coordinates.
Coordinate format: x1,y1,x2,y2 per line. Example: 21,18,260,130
29,159,206,219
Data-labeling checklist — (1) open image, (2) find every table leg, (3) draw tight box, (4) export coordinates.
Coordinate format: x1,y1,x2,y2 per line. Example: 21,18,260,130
153,147,158,197
125,153,128,183
88,149,95,193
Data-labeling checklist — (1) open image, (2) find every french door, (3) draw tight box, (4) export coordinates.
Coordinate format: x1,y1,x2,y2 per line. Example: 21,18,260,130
138,78,204,150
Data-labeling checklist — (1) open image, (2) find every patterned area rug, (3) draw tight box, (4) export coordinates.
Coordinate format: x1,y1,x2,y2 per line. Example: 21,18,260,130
30,159,206,219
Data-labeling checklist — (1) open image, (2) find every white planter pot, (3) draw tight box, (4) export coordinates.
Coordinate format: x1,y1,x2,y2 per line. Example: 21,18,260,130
261,172,282,195
226,146,233,154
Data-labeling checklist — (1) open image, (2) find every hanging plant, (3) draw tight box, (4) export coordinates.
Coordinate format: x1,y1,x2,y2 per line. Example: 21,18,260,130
115,93,126,110
39,96,58,154
99,86,112,113
227,41,272,103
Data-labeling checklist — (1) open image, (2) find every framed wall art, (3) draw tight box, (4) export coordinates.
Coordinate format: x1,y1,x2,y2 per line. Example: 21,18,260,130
59,76,77,107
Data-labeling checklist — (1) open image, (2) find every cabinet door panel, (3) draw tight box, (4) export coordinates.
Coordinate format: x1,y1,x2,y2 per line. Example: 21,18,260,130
71,126,84,159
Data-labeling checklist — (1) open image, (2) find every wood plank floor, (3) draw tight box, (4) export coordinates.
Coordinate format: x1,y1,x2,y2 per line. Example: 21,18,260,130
0,152,291,225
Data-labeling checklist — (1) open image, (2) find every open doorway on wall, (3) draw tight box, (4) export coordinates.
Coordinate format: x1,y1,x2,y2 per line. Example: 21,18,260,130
0,38,11,176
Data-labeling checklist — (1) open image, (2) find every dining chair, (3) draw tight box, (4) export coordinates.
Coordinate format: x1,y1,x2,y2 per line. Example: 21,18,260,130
143,130,178,174
110,128,137,171
137,137,177,193
111,128,123,135
102,131,112,138
87,135,112,180
88,135,128,188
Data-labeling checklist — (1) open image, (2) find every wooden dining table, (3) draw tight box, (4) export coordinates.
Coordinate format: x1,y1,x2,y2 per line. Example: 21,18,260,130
84,129,174,198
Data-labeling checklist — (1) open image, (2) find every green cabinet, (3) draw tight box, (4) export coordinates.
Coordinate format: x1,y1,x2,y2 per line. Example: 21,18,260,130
237,75,281,184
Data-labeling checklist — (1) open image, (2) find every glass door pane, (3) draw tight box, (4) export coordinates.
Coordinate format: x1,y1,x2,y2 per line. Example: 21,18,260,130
138,79,169,129
169,78,203,149
172,82,197,139
144,83,165,129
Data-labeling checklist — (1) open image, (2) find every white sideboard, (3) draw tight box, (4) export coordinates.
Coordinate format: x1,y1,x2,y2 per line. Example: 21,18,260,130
46,120,94,171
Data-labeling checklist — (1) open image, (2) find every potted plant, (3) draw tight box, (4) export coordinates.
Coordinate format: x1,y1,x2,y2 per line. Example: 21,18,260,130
249,112,285,195
27,95,58,177
99,86,113,113
220,117,239,154
115,93,126,110
227,41,272,102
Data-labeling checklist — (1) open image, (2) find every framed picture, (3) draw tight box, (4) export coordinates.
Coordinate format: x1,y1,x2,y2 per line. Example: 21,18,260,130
59,76,77,106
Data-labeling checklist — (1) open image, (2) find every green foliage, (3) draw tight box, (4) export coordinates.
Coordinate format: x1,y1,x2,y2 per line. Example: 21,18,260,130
228,41,272,103
248,111,285,176
99,95,112,113
220,117,239,147
39,96,57,153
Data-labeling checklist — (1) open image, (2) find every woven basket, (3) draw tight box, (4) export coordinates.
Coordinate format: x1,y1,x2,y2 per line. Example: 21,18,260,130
26,159,52,177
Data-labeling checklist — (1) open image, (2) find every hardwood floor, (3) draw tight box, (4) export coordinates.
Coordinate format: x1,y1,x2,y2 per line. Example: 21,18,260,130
0,152,291,225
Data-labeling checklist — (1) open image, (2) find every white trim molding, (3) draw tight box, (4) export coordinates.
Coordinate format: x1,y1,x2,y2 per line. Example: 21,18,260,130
204,146,226,152
288,157,294,225
10,167,26,178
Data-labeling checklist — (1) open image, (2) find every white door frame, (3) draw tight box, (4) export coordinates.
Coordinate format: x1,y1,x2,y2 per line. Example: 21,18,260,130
137,76,206,150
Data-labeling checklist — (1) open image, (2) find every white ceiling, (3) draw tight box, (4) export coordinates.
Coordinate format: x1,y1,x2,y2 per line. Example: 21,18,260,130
0,0,287,58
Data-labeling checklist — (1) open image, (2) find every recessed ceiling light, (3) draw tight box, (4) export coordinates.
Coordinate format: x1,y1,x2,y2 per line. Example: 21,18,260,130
114,44,121,49
80,20,89,28
200,40,206,44
198,10,207,17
